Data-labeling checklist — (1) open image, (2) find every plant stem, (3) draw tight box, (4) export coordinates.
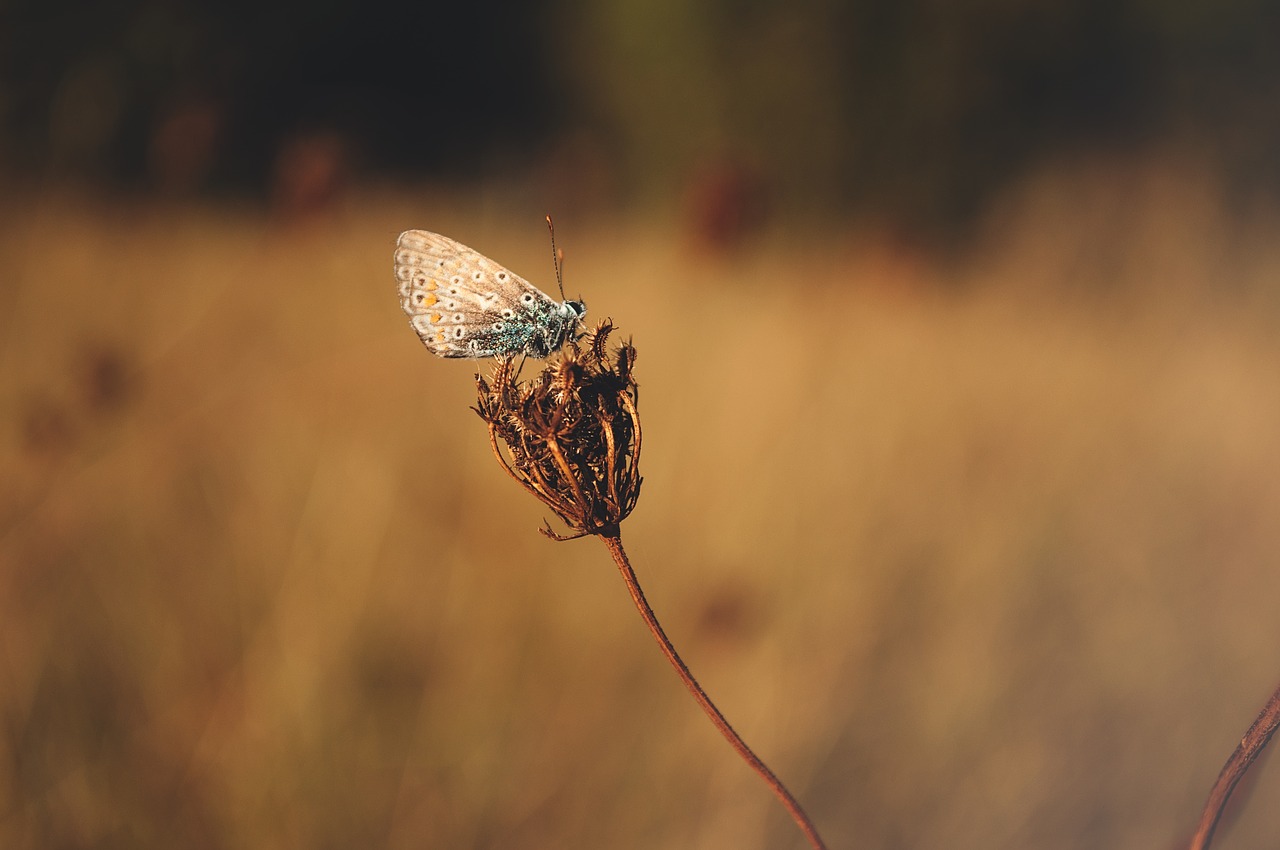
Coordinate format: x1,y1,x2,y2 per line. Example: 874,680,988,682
602,534,828,850
1188,679,1280,850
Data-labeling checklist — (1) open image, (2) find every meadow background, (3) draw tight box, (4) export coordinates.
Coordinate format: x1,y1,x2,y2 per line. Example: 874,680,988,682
5,2,1280,848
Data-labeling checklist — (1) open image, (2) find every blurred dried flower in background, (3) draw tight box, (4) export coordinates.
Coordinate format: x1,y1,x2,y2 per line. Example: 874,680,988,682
475,320,641,540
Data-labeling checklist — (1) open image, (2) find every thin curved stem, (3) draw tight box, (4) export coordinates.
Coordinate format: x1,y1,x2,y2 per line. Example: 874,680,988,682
1188,680,1280,850
602,534,827,850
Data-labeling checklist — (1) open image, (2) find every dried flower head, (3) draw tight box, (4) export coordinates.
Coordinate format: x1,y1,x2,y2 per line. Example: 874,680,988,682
475,321,641,539
472,319,826,849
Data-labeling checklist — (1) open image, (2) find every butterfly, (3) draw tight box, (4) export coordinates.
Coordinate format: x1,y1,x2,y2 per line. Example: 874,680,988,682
394,230,587,359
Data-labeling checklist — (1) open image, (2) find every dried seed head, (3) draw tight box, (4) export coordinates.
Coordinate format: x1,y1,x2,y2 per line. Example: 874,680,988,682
475,321,642,539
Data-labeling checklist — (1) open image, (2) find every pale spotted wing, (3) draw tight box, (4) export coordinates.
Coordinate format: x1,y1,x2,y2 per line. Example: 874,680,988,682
394,230,564,358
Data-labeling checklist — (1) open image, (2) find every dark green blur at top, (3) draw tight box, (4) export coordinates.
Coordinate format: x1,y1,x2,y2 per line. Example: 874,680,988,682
7,0,1280,238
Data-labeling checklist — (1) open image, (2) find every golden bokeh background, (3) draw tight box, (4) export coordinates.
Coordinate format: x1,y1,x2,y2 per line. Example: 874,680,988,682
5,2,1280,848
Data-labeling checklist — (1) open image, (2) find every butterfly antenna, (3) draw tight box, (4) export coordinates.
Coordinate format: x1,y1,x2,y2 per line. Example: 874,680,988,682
546,214,566,300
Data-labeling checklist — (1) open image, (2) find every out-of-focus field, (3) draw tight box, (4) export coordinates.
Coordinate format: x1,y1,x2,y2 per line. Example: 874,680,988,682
4,157,1280,849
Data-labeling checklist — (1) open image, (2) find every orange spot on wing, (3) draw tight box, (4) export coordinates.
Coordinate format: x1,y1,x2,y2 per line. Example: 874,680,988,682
430,313,442,323
423,293,438,306
426,280,438,291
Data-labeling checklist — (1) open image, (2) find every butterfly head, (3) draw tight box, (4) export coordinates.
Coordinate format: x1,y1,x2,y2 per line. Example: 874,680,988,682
565,299,587,320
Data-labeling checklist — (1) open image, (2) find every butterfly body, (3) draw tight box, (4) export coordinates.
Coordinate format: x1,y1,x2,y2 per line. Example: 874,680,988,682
395,230,586,359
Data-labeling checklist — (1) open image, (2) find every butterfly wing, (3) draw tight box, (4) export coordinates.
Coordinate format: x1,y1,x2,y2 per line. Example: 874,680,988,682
394,230,561,358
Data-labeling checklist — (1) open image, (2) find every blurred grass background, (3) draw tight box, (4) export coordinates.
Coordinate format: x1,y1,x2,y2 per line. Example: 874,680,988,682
5,1,1280,848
